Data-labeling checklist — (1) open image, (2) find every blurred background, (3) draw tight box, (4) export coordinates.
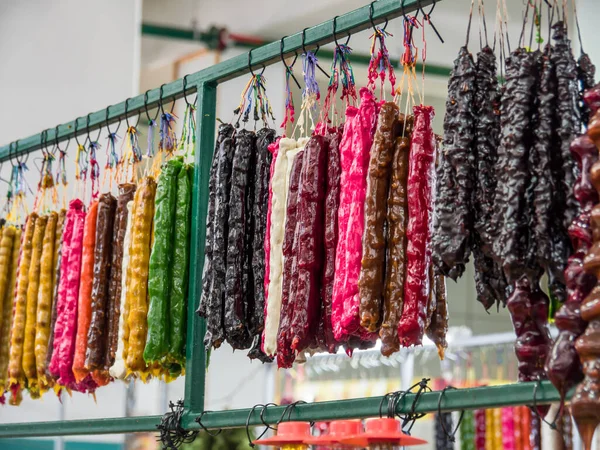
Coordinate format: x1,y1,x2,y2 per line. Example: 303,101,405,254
1,0,600,449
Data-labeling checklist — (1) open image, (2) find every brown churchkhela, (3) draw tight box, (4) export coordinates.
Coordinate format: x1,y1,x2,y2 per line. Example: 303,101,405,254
380,114,413,356
572,88,600,450
86,193,117,379
105,184,136,369
359,101,399,332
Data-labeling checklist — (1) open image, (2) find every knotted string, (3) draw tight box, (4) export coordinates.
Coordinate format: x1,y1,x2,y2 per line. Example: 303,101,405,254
75,143,89,201
89,140,100,201
234,73,276,128
178,103,197,161
159,113,177,154
293,51,321,136
322,44,357,125
280,67,298,130
121,126,142,183
146,119,158,158
368,26,396,99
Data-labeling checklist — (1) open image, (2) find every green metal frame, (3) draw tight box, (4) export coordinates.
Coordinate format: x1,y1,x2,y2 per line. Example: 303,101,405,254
0,0,564,439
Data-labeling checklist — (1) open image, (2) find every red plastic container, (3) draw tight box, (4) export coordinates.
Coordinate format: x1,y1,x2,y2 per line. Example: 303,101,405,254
340,418,428,448
253,421,312,449
304,420,363,447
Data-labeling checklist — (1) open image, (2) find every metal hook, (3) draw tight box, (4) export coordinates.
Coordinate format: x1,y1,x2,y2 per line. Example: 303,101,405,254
124,97,140,129
246,403,276,447
144,89,159,123
159,84,175,115
14,140,28,167
182,74,197,108
86,113,101,145
530,380,560,430
370,1,389,32
419,0,445,43
54,124,70,155
301,28,310,54
248,48,266,78
8,142,16,168
437,386,464,443
280,36,302,90
74,117,85,147
40,129,49,159
333,16,351,48
260,402,278,431
105,105,122,136
195,411,222,437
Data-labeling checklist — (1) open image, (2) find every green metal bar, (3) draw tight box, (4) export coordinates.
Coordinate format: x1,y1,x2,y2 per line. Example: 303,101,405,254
0,382,562,437
0,0,432,161
183,82,217,415
181,381,563,430
0,415,162,438
141,23,452,78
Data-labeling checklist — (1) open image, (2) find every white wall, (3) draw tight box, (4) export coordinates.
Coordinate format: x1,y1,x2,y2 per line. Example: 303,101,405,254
0,0,141,444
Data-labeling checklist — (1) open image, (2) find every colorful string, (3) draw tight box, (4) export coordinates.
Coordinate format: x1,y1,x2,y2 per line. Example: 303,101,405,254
234,73,275,127
89,140,100,200
280,68,297,129
106,132,120,170
146,119,157,158
368,27,397,96
159,113,177,154
178,103,197,158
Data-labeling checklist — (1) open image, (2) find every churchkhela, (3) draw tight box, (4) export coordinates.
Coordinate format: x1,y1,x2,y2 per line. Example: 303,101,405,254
0,96,195,405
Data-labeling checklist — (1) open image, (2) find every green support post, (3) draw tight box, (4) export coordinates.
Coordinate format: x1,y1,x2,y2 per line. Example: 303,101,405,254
183,82,217,416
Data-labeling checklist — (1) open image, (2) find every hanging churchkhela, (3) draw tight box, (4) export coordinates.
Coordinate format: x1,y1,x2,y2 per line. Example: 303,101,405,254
198,67,277,359
0,88,195,404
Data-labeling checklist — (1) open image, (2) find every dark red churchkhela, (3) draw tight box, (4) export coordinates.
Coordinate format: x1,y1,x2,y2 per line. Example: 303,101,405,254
290,135,328,355
398,104,436,347
320,126,343,354
546,131,598,402
277,150,304,368
571,89,600,450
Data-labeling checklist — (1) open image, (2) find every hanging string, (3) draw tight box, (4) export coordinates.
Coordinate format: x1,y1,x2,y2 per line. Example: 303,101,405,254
322,44,357,125
14,162,32,221
293,50,321,137
55,145,68,209
396,15,419,119
121,126,142,183
159,112,177,155
33,151,57,213
146,118,158,158
367,26,396,99
178,102,197,161
234,73,276,128
89,140,100,201
75,143,89,202
571,0,585,53
466,0,475,48
280,67,298,130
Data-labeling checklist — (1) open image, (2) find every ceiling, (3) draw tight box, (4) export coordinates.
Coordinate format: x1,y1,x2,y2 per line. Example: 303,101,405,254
141,0,537,72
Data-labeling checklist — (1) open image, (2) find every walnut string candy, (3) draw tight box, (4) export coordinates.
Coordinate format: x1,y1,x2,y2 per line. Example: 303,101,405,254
571,86,600,450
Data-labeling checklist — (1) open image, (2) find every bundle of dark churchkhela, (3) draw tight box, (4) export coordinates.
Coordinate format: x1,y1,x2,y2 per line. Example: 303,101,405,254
198,72,277,360
472,45,506,310
546,87,600,405
432,45,476,282
571,87,600,450
497,46,553,384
